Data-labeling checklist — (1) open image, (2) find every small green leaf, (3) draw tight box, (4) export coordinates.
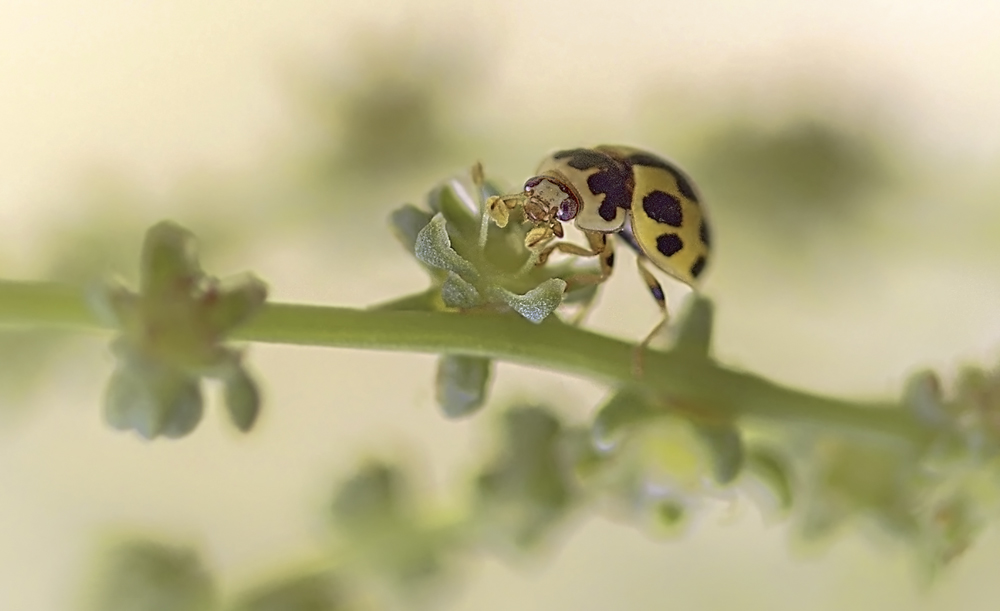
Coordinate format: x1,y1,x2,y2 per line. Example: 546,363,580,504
326,461,451,587
671,295,714,358
428,177,481,238
104,356,204,440
440,272,482,309
796,436,918,544
591,389,659,452
96,221,269,439
496,278,566,324
140,221,203,297
389,204,434,254
87,278,138,327
203,274,268,336
903,370,949,428
653,499,687,528
436,354,492,419
414,214,479,280
476,407,573,547
745,445,794,512
223,365,261,433
694,423,744,484
88,540,215,611
330,462,406,529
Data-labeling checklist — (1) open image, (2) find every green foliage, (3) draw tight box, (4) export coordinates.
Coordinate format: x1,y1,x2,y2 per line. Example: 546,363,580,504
92,221,267,439
694,117,891,236
329,461,455,586
3,163,1000,607
87,541,358,611
390,171,592,324
475,406,581,548
668,295,714,358
222,364,262,432
435,354,493,418
86,541,216,611
296,30,480,184
229,572,349,611
744,446,795,512
693,423,745,485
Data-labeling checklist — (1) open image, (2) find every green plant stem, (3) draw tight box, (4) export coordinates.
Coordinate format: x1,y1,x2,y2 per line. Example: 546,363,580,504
0,280,924,440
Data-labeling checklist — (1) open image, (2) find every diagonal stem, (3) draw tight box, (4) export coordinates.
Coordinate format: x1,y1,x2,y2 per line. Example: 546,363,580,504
0,280,924,440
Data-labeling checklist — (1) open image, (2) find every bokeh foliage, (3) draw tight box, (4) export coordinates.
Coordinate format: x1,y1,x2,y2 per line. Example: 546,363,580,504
0,21,995,611
80,173,1000,605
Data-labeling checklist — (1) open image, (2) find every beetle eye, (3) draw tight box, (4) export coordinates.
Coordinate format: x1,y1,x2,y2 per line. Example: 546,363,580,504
556,199,579,221
523,177,544,192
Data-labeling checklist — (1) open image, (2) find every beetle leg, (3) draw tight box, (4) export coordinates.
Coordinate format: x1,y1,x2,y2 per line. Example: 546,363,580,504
632,255,670,377
536,231,607,269
551,231,614,289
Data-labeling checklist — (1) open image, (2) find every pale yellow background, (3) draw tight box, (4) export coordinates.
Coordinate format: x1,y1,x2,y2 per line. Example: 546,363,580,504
2,1,1000,609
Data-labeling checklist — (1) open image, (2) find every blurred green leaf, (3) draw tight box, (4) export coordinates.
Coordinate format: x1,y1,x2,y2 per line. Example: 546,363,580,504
389,204,435,256
903,370,949,429
222,362,262,433
87,540,216,611
328,460,454,588
298,30,482,183
435,354,492,419
104,347,204,440
140,222,203,297
230,572,348,611
94,221,267,439
427,176,483,240
744,445,795,513
653,499,687,529
591,389,659,452
670,294,714,358
330,461,407,530
796,436,920,542
694,423,744,485
696,118,889,233
476,406,576,547
203,275,270,336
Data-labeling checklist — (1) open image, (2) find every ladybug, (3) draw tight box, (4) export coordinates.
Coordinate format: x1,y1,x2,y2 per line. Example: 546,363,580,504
486,145,710,365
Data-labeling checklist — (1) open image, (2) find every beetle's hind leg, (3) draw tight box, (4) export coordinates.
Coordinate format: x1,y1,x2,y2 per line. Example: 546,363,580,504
632,256,670,377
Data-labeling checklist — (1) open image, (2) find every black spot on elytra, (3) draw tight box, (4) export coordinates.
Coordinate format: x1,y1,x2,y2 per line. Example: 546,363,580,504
656,233,684,257
624,152,699,203
690,256,707,279
650,284,665,303
554,148,633,221
589,171,632,221
699,220,711,248
624,152,670,170
554,148,607,170
606,252,615,268
642,191,684,227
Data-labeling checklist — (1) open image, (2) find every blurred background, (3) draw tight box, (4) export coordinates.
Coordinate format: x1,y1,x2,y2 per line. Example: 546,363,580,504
1,0,1000,609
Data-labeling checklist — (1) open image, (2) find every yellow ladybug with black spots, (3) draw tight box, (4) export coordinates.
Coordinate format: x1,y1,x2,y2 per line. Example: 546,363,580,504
486,145,710,363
